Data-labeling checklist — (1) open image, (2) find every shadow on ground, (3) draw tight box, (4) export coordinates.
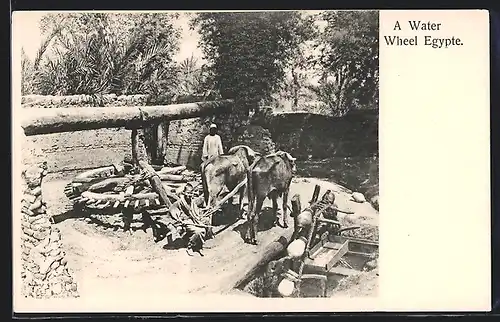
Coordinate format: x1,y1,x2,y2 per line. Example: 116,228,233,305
51,208,83,224
232,207,279,241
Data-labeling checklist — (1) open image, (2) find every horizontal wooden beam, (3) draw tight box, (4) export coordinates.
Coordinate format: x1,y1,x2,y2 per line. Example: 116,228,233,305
21,100,234,136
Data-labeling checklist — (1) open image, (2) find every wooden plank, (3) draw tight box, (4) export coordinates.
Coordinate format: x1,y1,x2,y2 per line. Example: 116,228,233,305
317,217,341,226
323,242,343,250
347,251,376,258
328,234,379,248
308,233,328,259
159,165,186,174
158,173,186,182
348,238,379,247
328,266,359,276
326,240,350,272
301,274,327,282
305,240,350,272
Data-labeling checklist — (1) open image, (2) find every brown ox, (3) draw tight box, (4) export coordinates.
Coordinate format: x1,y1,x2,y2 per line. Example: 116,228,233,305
200,145,259,216
245,151,297,245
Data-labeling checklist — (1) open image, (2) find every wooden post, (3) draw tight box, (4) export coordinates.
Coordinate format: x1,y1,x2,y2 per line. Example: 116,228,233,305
290,194,302,241
142,125,159,165
130,127,152,165
310,184,321,204
303,185,321,262
157,121,170,166
131,128,138,166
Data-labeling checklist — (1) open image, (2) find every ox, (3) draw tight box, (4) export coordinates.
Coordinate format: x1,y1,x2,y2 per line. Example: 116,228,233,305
200,145,259,217
245,151,297,245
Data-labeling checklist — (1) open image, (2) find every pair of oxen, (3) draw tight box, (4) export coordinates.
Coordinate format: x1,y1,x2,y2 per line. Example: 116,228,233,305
201,145,297,245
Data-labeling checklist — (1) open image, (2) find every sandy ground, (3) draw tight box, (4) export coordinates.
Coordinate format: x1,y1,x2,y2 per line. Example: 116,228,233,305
41,175,379,299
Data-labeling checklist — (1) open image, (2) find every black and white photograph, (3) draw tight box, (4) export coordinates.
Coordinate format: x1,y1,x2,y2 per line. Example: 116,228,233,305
15,9,379,306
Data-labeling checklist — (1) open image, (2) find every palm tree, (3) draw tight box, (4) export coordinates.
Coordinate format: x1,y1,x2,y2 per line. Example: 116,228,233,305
176,54,205,97
28,13,181,98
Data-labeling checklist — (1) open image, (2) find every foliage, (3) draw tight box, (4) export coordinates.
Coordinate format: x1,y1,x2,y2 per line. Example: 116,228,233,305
22,13,181,98
314,10,379,114
280,16,318,108
175,55,207,97
296,155,379,210
191,11,316,112
190,12,316,146
21,48,35,95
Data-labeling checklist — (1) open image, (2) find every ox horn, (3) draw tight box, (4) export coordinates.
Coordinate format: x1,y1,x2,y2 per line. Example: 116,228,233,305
242,145,256,158
227,145,244,154
229,145,256,159
277,151,296,162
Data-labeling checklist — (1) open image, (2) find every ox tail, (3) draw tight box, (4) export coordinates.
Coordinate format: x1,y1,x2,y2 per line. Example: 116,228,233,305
246,157,261,216
201,164,210,207
246,165,254,216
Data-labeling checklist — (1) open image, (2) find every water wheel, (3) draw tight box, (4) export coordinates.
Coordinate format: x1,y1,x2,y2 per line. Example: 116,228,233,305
64,165,166,215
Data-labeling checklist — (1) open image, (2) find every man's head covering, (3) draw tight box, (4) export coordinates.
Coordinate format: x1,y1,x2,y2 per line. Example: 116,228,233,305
210,123,217,129
184,183,195,196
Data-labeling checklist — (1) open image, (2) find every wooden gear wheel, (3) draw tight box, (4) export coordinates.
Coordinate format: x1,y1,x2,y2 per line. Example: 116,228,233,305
64,165,168,215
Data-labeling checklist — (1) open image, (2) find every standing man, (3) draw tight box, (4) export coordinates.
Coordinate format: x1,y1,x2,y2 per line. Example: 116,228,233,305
202,123,224,162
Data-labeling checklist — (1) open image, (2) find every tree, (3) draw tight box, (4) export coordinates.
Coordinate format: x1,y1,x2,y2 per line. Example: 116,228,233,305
191,11,316,113
316,10,379,115
190,12,316,144
25,13,181,98
176,55,205,97
284,14,318,108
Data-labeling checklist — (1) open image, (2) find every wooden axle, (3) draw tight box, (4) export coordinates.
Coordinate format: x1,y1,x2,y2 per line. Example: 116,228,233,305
21,100,234,136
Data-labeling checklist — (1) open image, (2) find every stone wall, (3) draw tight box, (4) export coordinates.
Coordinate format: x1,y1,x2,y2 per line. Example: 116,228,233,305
163,117,213,169
23,128,131,174
22,121,278,174
165,110,378,165
20,162,78,298
21,94,378,174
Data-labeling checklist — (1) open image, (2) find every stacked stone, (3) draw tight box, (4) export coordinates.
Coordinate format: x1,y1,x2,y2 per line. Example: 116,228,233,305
20,162,78,299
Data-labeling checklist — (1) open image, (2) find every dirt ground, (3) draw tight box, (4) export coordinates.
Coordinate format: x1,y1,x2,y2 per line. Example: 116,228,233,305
41,175,379,299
